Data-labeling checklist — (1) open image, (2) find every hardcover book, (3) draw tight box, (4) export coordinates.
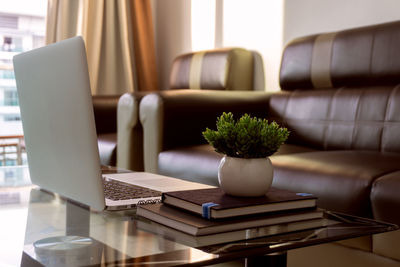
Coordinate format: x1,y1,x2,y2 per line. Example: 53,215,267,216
162,187,317,219
137,217,335,247
136,203,323,236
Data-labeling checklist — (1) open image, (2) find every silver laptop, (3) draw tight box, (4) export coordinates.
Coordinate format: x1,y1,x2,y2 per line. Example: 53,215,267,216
13,36,211,211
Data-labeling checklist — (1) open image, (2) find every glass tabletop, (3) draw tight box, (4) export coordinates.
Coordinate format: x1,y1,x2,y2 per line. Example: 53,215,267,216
19,187,397,267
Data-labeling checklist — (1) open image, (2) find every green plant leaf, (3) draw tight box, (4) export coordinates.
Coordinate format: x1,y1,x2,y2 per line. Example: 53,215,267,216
202,112,290,158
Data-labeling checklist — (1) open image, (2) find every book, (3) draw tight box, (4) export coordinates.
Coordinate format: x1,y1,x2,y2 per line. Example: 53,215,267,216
162,187,317,219
137,217,335,247
136,203,324,236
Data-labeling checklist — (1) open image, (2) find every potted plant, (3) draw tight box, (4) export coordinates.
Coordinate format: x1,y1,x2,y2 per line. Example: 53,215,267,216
203,112,289,197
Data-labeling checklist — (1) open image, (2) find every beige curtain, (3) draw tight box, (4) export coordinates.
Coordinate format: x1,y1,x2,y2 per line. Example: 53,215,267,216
46,0,158,95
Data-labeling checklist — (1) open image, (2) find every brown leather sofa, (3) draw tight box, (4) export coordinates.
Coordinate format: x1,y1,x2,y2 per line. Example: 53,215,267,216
92,95,120,166
117,48,265,171
94,48,264,170
139,21,400,266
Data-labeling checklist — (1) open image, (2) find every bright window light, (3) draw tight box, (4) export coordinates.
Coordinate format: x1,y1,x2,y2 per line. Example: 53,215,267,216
191,0,216,51
0,0,47,167
223,0,284,91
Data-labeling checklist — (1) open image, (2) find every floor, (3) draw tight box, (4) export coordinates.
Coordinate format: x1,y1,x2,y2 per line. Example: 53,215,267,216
0,166,34,267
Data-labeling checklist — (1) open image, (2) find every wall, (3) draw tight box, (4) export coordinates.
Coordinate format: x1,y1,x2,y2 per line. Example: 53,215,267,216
152,0,192,91
222,0,283,91
284,0,400,45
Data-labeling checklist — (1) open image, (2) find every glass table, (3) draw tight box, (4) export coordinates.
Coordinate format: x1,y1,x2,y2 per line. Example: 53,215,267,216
18,185,397,266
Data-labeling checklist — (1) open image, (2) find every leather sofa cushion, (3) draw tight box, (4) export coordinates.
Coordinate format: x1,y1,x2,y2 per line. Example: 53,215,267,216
169,48,254,91
158,144,318,186
98,133,117,166
271,151,400,218
158,142,400,220
158,145,222,186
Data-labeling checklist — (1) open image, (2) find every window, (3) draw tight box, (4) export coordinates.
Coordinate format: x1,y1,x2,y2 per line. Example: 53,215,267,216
0,14,18,30
4,115,20,121
191,0,216,51
0,1,47,167
4,90,18,106
1,36,23,52
0,69,14,79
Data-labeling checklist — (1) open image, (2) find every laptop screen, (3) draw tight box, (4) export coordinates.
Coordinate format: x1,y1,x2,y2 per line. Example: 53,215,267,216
13,37,106,210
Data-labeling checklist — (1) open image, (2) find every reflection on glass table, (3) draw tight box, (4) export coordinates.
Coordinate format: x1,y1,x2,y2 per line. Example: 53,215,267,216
0,165,33,267
20,187,397,267
0,165,31,188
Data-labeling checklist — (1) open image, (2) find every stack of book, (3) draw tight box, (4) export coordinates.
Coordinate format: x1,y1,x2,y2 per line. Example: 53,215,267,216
136,187,329,246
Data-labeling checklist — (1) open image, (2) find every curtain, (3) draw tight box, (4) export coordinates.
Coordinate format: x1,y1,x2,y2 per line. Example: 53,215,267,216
46,0,158,95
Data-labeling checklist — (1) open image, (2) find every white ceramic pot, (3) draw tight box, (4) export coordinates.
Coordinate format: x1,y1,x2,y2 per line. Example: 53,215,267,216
218,156,273,197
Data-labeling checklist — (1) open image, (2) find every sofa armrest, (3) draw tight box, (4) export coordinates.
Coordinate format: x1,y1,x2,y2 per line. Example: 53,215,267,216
92,95,121,134
117,92,148,171
371,171,400,261
139,89,272,173
371,172,400,226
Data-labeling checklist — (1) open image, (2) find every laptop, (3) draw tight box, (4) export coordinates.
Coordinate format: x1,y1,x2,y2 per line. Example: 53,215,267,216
13,36,212,211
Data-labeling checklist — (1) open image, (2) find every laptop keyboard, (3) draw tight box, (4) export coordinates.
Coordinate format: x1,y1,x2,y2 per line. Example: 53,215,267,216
103,179,162,201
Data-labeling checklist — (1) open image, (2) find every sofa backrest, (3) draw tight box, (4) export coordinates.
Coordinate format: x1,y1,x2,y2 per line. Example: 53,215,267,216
169,48,265,91
271,20,400,152
92,95,120,134
280,20,400,90
269,87,400,152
